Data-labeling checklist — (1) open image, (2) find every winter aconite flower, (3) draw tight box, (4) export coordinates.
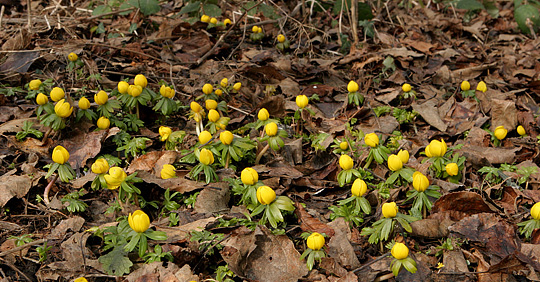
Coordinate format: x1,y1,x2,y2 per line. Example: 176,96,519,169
476,81,487,92
128,210,150,233
29,79,42,90
94,90,108,105
159,126,172,141
233,82,241,91
78,97,90,110
199,130,212,144
296,95,309,109
387,154,403,171
265,122,278,136
494,125,507,140
210,17,218,24
397,149,409,164
54,99,73,118
134,74,148,88
306,232,325,250
161,164,176,179
52,146,70,164
517,125,526,136
36,93,48,105
402,83,412,92
91,158,109,174
128,85,142,97
220,131,233,145
50,87,65,102
224,19,232,26
207,109,220,122
202,84,213,95
340,141,348,150
351,179,367,197
339,154,354,170
391,242,409,260
258,108,269,121
241,167,258,185
191,101,202,114
74,277,88,282
425,139,447,158
277,34,285,43
199,148,214,165
460,81,470,91
446,163,459,176
364,133,379,147
118,81,129,94
215,89,223,96
160,85,175,98
256,186,276,205
68,52,78,62
348,81,359,92
201,14,210,23
104,167,127,190
97,116,110,129
205,99,218,110
382,202,398,218
412,171,429,192
220,78,228,88
531,203,540,220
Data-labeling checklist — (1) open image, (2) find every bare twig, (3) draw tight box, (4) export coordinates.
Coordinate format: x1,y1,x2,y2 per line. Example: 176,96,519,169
0,239,47,257
352,253,390,273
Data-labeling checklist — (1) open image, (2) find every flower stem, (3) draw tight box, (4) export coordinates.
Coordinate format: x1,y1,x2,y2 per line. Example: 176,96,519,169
255,144,270,164
363,151,374,169
43,174,58,206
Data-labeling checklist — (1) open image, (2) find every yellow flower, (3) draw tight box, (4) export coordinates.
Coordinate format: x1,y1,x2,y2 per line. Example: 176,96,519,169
265,122,278,136
446,163,459,176
68,52,78,62
36,93,48,105
397,149,409,164
391,242,409,260
241,167,258,185
437,262,445,269
296,95,309,109
256,186,276,205
351,179,367,197
97,116,110,129
128,85,142,97
531,202,540,220
208,109,220,122
128,210,150,233
220,78,228,88
161,164,176,179
50,87,65,102
412,171,429,192
382,202,398,218
215,89,223,96
347,80,359,93
199,130,212,144
517,125,526,136
461,80,470,91
257,27,262,33
205,99,218,110
258,108,270,121
339,154,354,170
210,17,218,24
29,79,41,90
54,99,73,118
340,141,348,150
94,90,108,105
52,145,69,164
134,74,147,88
91,158,109,174
190,101,202,113
306,232,325,251
425,139,447,157
387,154,403,171
224,19,232,26
202,83,213,95
118,81,129,94
159,126,172,141
233,82,241,91
104,167,127,190
74,277,88,282
199,148,214,165
220,130,233,145
494,125,507,140
252,26,260,33
402,83,412,92
476,81,487,92
364,133,379,147
201,15,210,23
78,97,91,110
160,85,175,98
277,34,285,43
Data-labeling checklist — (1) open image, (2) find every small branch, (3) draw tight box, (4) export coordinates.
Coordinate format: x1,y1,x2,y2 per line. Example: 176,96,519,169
0,239,47,257
352,253,390,273
43,174,58,206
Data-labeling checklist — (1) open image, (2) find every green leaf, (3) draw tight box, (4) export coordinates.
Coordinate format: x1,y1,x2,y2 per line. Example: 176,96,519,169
179,1,200,14
380,218,393,241
203,3,221,17
99,246,133,276
456,0,485,10
92,5,112,16
128,0,160,15
515,4,540,34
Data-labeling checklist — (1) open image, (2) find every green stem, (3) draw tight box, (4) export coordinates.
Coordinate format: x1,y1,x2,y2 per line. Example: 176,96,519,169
255,144,270,165
363,151,374,169
225,152,231,169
